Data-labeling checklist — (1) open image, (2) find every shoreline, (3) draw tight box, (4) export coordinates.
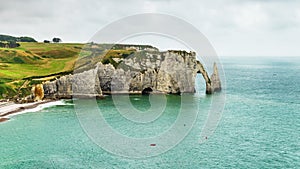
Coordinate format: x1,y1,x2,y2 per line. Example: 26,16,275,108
0,100,54,123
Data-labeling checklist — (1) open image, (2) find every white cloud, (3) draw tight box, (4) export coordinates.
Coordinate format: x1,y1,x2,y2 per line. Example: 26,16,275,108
0,0,299,56
230,3,269,30
143,1,158,12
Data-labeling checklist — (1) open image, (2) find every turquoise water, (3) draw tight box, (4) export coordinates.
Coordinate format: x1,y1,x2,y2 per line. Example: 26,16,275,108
1,57,299,168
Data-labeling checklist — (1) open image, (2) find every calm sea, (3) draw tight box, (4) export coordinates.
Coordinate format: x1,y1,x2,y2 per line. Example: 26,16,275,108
1,57,299,168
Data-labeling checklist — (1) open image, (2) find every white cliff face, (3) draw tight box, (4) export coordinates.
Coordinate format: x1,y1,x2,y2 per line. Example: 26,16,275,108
111,50,199,94
43,69,102,99
43,48,221,99
157,51,197,93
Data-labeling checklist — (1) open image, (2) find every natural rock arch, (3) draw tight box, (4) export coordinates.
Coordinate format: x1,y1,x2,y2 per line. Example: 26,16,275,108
196,61,221,94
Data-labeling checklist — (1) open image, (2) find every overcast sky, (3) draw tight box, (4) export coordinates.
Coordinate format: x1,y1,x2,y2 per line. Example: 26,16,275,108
1,0,299,56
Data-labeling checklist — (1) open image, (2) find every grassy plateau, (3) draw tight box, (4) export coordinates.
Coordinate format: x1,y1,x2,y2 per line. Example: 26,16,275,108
0,42,85,99
0,42,142,99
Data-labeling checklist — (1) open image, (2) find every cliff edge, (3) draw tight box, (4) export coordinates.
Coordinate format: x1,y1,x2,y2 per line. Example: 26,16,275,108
40,45,221,99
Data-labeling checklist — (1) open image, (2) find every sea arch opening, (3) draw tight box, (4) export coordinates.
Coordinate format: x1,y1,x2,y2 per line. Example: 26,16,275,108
142,87,153,95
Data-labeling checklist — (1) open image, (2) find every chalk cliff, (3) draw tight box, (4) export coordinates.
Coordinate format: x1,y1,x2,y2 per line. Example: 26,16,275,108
42,45,221,99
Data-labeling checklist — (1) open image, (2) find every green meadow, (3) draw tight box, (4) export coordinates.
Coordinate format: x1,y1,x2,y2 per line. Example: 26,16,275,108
0,42,139,99
0,42,84,98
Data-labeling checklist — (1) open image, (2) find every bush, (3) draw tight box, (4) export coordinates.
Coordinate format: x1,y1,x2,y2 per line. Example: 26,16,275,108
8,41,20,48
52,37,62,43
0,34,37,42
18,37,37,42
13,57,25,64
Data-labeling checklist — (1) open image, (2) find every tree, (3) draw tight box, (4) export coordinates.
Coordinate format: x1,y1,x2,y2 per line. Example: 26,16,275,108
0,34,17,42
0,34,37,42
18,36,37,42
52,38,62,43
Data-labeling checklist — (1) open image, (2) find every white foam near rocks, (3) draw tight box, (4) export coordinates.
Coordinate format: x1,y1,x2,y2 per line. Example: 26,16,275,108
0,100,71,119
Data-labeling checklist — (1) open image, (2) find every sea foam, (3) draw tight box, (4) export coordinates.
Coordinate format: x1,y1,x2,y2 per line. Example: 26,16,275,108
6,100,71,118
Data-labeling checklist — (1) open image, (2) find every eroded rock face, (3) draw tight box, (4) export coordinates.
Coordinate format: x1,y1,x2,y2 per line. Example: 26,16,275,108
98,50,199,94
42,49,221,99
210,63,222,92
32,84,44,101
43,69,102,99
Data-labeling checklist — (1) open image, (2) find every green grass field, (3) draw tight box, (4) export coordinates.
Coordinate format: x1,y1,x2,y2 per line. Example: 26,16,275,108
0,42,141,99
0,42,84,79
0,42,85,99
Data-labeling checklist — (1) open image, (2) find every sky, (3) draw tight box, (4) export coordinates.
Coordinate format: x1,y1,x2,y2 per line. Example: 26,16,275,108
0,0,299,56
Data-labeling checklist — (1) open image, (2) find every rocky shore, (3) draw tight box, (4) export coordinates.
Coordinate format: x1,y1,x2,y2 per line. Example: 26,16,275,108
0,100,53,122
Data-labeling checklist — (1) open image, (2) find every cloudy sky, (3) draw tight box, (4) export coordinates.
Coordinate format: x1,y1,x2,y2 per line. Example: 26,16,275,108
1,0,299,56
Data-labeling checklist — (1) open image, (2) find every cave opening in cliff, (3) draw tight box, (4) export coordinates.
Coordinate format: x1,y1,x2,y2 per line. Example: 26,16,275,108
142,87,153,95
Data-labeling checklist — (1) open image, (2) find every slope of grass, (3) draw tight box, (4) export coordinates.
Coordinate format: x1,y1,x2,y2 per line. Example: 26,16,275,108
0,43,83,80
0,42,151,99
0,42,84,99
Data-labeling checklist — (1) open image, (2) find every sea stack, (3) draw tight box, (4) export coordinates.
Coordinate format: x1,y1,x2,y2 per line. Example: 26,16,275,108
210,62,222,92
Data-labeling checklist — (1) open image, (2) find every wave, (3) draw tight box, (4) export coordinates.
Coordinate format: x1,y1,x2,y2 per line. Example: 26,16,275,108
6,100,71,118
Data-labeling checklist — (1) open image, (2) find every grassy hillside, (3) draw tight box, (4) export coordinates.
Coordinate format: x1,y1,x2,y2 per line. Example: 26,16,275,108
0,42,84,99
0,43,84,79
0,42,151,99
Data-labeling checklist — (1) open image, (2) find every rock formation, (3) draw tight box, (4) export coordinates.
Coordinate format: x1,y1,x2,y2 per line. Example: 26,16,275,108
43,69,103,99
42,46,221,99
31,84,44,101
210,62,222,93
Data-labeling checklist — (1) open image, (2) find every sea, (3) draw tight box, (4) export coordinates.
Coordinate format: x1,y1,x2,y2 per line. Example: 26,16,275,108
0,56,299,168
